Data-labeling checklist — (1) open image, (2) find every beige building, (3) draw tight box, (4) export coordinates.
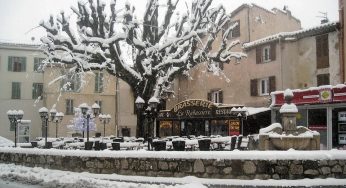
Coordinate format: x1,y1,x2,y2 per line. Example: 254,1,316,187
167,4,302,109
340,0,346,83
0,42,44,142
43,66,118,138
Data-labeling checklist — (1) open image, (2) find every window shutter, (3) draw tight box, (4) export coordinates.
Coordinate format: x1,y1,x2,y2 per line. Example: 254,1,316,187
219,91,223,103
21,57,26,72
8,57,13,71
250,79,258,96
269,76,276,93
270,43,276,61
316,34,329,69
207,92,212,101
256,47,262,64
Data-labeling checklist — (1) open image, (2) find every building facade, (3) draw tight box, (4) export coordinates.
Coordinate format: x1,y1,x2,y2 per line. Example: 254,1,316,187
43,66,118,138
0,42,44,142
167,4,340,109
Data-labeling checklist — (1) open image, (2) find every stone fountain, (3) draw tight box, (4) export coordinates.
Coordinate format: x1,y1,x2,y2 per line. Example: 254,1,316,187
258,89,320,150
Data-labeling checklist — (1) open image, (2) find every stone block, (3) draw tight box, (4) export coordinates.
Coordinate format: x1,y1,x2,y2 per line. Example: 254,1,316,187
331,165,342,173
222,167,232,175
320,167,331,175
193,159,205,173
86,161,94,168
275,166,289,175
121,159,129,169
158,161,169,171
329,161,338,166
257,161,271,174
213,159,225,167
206,166,219,174
304,169,319,176
289,164,303,175
179,161,192,172
303,160,318,170
169,162,178,171
318,160,328,166
243,161,256,174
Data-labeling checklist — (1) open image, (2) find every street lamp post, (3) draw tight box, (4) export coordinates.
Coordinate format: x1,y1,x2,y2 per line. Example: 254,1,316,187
135,96,159,149
54,112,64,138
38,107,63,148
79,103,100,144
7,110,24,147
99,114,111,139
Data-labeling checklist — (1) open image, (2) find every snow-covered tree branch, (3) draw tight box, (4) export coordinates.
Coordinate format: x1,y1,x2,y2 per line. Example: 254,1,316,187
40,0,246,101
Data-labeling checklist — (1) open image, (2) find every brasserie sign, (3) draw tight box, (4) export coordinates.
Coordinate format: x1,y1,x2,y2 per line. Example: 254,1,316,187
158,99,244,120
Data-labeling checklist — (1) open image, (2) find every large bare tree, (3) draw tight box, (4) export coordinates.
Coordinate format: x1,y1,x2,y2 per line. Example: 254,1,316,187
40,0,246,137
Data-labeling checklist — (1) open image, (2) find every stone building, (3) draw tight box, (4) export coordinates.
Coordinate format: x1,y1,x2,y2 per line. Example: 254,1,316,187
0,42,44,142
167,4,302,109
167,4,340,109
43,65,118,138
339,0,346,83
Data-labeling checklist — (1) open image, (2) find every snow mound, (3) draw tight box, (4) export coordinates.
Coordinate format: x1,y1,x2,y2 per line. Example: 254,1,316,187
0,136,14,147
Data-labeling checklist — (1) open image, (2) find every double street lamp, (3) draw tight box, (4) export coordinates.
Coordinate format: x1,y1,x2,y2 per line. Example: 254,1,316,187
135,96,159,141
7,110,24,147
79,103,100,144
99,114,111,139
38,107,63,148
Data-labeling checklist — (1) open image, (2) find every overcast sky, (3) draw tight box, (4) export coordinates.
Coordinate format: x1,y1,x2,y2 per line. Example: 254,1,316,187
0,0,339,43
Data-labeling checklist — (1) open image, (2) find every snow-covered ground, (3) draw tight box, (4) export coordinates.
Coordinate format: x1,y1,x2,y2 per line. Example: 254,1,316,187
0,163,346,188
0,136,14,147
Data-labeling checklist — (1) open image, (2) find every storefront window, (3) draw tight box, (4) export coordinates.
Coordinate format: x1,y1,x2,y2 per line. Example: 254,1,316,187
332,108,346,149
308,109,327,149
211,120,228,136
159,121,173,137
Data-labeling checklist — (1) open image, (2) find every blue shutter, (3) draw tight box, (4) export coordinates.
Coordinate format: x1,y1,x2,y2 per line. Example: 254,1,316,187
8,57,13,71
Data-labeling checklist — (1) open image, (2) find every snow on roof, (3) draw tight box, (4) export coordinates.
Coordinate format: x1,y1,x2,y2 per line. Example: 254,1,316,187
271,84,346,95
0,41,41,50
243,21,339,49
246,107,270,116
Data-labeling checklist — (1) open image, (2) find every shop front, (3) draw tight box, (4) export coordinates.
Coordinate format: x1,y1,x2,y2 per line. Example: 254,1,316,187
270,84,346,150
157,99,247,137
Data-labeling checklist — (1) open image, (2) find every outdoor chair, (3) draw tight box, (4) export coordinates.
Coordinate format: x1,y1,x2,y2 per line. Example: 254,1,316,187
236,136,243,150
172,140,185,151
230,136,237,151
152,141,166,151
198,139,211,151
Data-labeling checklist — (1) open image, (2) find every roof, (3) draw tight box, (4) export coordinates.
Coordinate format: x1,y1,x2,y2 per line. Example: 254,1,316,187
230,3,300,24
243,21,339,50
0,41,41,51
246,107,270,116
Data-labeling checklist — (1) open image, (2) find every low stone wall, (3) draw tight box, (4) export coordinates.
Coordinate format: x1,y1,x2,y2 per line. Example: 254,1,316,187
0,149,346,179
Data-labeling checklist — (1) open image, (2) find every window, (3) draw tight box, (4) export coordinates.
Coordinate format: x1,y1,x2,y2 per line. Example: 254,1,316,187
316,34,329,69
94,72,104,93
256,43,276,64
65,99,74,115
32,83,43,100
95,100,102,114
259,78,269,95
223,20,240,39
61,72,81,92
250,76,276,96
262,46,271,62
11,82,21,99
34,57,45,72
8,56,26,72
317,74,330,86
208,90,223,103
